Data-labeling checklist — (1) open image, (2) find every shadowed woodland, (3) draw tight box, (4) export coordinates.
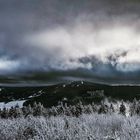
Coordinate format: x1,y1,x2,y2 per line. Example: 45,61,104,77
1,98,140,119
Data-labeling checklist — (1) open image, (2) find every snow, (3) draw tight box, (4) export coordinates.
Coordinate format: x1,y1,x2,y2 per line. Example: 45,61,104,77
0,114,139,139
63,84,66,88
0,100,26,109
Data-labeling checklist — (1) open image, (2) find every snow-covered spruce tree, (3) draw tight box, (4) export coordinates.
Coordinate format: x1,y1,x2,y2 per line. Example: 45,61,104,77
109,103,115,114
91,102,98,112
119,101,126,116
98,101,109,114
33,101,38,116
129,98,138,116
14,104,23,118
8,106,15,118
1,107,9,119
33,102,45,116
25,104,33,117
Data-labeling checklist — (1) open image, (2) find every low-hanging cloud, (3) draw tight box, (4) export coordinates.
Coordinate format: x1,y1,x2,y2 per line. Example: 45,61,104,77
1,0,140,83
25,22,140,73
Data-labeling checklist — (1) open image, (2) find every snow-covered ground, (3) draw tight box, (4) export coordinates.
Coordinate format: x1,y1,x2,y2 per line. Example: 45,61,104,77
0,114,139,140
0,100,26,109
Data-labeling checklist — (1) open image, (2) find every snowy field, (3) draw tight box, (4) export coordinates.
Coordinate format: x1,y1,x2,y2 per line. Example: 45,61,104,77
0,100,139,140
0,113,139,140
0,100,26,109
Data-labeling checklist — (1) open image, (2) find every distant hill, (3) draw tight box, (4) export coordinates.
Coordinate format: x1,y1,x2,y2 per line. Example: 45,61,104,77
0,81,140,107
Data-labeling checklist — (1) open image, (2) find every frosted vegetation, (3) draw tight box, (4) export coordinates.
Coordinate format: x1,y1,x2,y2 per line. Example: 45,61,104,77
0,99,140,140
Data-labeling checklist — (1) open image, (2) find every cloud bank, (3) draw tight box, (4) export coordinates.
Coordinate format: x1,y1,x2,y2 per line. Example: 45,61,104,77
1,0,140,83
25,23,140,72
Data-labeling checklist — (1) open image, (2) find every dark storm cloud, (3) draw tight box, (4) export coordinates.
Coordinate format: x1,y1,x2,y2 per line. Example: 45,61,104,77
0,0,140,83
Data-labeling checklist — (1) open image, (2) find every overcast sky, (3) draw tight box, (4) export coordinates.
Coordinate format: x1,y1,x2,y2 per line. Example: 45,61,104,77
1,0,140,83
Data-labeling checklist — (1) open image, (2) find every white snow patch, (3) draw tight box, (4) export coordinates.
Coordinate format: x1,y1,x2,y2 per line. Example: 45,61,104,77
0,100,26,109
62,84,66,88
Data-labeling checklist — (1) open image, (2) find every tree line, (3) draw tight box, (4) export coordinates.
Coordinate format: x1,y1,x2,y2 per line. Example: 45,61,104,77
0,98,140,119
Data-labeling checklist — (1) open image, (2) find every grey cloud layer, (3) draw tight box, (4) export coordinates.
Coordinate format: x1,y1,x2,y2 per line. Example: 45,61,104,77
0,0,140,82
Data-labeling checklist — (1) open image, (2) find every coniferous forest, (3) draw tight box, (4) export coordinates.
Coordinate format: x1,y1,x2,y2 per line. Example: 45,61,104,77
0,99,139,140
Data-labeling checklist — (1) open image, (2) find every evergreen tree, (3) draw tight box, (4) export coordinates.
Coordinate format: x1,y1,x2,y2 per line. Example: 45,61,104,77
9,106,15,118
22,106,28,117
119,101,126,115
130,98,137,116
33,102,45,116
1,107,8,119
109,103,115,114
136,100,140,115
26,104,33,117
